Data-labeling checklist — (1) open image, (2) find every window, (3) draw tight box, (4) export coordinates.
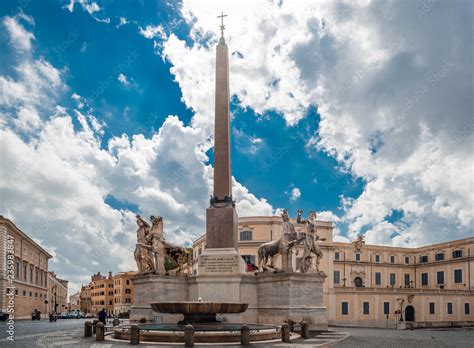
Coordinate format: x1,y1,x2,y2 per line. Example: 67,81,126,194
29,266,33,283
404,256,409,264
341,302,349,315
125,289,131,294
354,277,363,287
447,302,453,315
15,289,18,296
109,301,112,305
435,253,444,261
429,302,435,315
363,302,370,315
355,253,360,261
23,264,27,281
437,271,444,285
375,254,380,263
35,270,39,285
108,284,113,288
404,274,410,287
452,250,462,258
454,269,463,283
333,271,340,284
420,255,428,263
335,252,340,260
29,292,32,297
375,272,381,285
383,302,390,315
240,230,252,241
23,290,26,296
126,280,130,285
465,303,470,315
390,255,395,263
15,260,20,279
108,291,113,296
125,298,131,304
421,273,429,286
390,273,396,286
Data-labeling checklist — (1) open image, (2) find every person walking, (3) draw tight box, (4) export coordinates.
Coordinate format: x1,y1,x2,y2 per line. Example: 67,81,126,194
98,308,107,325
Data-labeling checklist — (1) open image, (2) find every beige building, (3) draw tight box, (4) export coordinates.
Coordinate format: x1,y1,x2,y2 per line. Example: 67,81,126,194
113,271,136,315
48,271,68,314
0,216,52,319
193,215,474,328
69,291,81,311
80,284,92,314
85,271,136,316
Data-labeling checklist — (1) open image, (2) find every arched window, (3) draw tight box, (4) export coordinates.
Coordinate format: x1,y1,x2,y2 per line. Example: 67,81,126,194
354,277,363,288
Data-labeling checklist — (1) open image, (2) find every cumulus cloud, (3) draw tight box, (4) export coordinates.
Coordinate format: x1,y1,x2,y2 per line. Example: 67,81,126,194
2,14,35,51
168,0,473,246
139,24,167,39
117,73,131,86
290,187,301,201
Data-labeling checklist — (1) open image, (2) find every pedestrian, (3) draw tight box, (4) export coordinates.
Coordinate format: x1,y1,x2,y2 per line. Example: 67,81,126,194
98,308,107,325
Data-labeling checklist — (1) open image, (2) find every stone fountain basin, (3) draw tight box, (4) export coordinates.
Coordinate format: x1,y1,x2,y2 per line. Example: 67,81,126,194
150,301,248,315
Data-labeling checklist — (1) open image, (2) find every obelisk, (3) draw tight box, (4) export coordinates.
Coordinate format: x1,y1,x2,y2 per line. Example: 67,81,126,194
205,13,238,250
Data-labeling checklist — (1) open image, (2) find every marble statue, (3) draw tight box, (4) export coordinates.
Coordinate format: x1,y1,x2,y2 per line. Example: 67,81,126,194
134,215,155,274
149,215,188,275
296,210,326,274
257,209,302,272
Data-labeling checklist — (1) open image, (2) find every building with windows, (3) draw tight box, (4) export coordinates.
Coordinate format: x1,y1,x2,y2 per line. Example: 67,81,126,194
192,215,474,327
80,284,92,314
0,216,52,319
112,271,136,316
85,271,136,316
48,271,68,315
69,291,81,311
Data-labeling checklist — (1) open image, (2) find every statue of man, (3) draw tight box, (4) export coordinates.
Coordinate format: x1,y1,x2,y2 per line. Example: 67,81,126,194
296,210,325,273
280,209,299,272
149,215,166,274
134,215,155,274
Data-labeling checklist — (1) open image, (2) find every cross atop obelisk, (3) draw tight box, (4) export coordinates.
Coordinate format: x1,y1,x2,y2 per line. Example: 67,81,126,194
205,12,238,249
217,12,227,38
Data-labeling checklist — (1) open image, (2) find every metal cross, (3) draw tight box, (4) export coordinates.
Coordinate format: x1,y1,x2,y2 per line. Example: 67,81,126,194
217,11,227,37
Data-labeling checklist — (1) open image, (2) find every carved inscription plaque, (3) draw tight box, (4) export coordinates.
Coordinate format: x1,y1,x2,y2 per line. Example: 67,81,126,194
199,255,239,274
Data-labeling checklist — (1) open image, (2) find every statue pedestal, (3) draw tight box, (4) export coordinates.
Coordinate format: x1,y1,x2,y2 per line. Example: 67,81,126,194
256,272,328,330
206,205,238,249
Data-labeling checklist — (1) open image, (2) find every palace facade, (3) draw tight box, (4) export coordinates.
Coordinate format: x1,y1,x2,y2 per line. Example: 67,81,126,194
192,216,474,328
48,271,68,314
0,216,52,319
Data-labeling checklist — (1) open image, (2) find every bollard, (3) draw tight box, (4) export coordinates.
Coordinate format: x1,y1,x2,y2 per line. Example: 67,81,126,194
282,323,291,343
301,321,309,339
184,324,194,347
84,321,92,337
95,322,105,341
130,324,140,345
113,318,120,326
241,324,250,345
92,319,99,334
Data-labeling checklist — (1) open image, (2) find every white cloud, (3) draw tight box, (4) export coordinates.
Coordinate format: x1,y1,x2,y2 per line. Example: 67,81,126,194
117,73,130,86
290,187,301,202
117,17,129,28
2,15,35,51
65,0,100,15
139,24,167,40
166,0,473,246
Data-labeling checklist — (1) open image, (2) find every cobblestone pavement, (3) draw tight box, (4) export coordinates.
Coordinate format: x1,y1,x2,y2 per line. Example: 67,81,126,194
331,326,474,348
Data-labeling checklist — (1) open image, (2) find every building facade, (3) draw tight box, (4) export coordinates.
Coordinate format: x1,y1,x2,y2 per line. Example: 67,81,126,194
69,292,81,311
85,271,136,316
80,284,92,314
192,215,474,328
113,271,136,315
0,216,52,319
48,271,68,314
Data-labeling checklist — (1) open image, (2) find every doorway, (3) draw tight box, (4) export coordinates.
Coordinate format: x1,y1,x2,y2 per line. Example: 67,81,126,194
405,305,415,321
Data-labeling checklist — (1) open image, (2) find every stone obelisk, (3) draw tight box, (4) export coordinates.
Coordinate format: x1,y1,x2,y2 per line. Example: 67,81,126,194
205,13,238,251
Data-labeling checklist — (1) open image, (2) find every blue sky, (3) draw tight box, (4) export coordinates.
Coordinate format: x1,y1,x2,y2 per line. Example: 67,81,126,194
1,0,472,292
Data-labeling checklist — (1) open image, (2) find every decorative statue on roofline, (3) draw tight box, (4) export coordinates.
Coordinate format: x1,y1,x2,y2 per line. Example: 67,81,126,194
296,210,326,274
257,209,303,272
134,214,188,275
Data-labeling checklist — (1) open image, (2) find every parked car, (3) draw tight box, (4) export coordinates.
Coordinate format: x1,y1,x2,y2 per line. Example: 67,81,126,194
0,311,9,321
85,313,93,318
57,312,68,319
66,311,80,319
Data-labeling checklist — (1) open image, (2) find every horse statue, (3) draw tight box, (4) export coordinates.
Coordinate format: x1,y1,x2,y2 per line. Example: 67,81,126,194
257,209,302,272
149,215,188,274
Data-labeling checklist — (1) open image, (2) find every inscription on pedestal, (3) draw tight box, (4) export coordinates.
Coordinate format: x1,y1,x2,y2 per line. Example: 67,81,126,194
199,255,239,274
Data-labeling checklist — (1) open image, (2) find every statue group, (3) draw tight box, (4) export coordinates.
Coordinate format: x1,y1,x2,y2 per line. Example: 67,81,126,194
134,214,188,275
257,209,326,274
